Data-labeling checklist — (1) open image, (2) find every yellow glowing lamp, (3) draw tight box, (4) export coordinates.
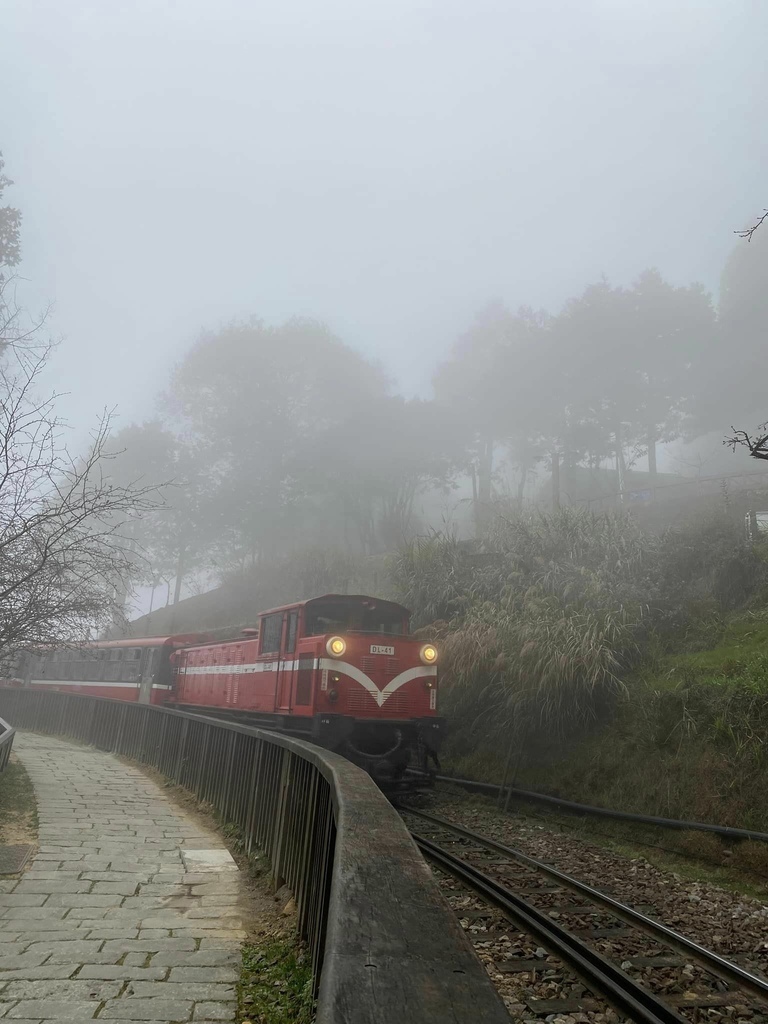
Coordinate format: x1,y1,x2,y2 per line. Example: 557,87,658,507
420,644,438,665
326,636,347,658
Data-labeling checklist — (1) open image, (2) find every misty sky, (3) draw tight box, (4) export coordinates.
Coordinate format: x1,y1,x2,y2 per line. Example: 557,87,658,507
2,0,766,437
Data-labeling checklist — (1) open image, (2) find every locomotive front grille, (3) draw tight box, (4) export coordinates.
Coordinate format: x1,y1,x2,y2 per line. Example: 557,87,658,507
346,689,414,716
361,657,400,679
346,690,377,713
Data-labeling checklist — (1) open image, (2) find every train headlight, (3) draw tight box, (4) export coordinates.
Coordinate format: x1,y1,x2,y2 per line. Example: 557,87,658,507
420,644,438,665
326,636,346,658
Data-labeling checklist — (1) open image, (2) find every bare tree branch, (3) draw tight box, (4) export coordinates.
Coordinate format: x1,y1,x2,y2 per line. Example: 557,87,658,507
735,210,768,242
0,345,157,652
724,425,768,461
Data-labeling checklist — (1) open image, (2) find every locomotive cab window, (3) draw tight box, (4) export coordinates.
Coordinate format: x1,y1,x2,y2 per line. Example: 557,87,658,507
260,614,283,654
305,600,405,637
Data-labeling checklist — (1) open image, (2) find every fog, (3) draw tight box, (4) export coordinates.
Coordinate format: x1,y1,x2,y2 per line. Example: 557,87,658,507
3,0,766,424
2,0,768,620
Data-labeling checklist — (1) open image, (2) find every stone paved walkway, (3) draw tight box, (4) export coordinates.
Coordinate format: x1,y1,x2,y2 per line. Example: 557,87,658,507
0,732,249,1022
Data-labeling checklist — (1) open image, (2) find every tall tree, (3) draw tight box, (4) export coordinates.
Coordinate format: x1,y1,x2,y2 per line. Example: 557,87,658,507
694,233,768,438
107,422,213,606
434,304,562,525
556,272,715,490
167,317,389,566
301,397,465,554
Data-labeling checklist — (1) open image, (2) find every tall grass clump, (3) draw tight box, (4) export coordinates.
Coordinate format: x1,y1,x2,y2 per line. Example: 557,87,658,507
392,505,768,748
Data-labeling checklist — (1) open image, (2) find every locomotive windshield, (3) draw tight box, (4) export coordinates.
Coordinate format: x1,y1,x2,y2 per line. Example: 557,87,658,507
305,599,405,636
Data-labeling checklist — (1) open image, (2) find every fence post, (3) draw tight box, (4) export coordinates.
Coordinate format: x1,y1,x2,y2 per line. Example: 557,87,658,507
174,717,189,784
271,749,293,891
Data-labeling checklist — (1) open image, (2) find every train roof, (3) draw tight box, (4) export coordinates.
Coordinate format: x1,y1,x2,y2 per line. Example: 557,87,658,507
73,635,210,650
257,594,411,619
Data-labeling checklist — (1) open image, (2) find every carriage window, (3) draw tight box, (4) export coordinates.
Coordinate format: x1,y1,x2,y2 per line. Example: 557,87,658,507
109,649,124,662
126,648,142,661
285,612,299,654
260,614,283,654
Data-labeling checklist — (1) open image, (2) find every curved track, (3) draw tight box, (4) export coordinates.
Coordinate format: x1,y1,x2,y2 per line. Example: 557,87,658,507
404,806,768,1022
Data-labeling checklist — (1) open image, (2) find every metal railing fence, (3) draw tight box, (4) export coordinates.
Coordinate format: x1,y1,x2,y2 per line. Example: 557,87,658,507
0,688,508,1024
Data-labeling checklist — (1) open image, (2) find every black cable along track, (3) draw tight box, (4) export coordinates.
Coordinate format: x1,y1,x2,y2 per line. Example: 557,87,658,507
432,774,768,844
405,807,768,1018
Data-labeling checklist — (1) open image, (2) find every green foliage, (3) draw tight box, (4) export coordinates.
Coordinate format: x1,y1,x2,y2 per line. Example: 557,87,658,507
0,153,21,272
393,506,768,742
167,317,389,565
238,937,314,1024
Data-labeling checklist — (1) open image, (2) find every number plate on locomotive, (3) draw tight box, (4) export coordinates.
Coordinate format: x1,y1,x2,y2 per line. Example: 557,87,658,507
369,645,395,655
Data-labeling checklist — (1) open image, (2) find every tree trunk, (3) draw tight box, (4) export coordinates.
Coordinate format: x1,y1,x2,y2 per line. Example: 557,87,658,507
647,427,657,497
615,424,626,504
172,547,187,606
551,451,560,511
475,438,494,534
517,465,528,503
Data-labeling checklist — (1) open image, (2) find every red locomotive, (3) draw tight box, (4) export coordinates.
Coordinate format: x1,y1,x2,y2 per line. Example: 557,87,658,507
6,594,443,784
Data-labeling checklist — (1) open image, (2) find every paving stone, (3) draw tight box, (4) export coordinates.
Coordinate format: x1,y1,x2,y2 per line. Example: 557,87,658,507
65,909,111,921
80,928,139,940
0,966,79,982
0,909,68,921
90,882,140,897
180,850,236,874
14,881,91,895
149,950,238,968
24,941,103,961
115,898,173,912
101,938,197,955
9,734,250,1023
167,966,238,982
192,1004,236,1021
4,1002,99,1019
0,919,74,933
188,882,239,896
0,953,51,970
80,872,152,884
98,998,193,1019
128,981,236,1000
1,980,123,1000
135,885,188,897
122,954,150,967
77,965,168,981
44,895,123,909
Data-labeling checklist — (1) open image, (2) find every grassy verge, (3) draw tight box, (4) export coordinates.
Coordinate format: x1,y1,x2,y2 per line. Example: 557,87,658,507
444,608,768,833
438,786,768,900
0,756,38,846
238,936,314,1024
511,804,768,901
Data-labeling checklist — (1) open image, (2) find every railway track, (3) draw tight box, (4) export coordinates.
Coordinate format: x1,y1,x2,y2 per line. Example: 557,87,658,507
403,806,768,1023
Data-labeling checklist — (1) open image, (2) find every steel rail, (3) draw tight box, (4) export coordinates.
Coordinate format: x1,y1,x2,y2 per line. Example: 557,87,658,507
432,774,768,843
406,807,768,1005
414,833,687,1024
